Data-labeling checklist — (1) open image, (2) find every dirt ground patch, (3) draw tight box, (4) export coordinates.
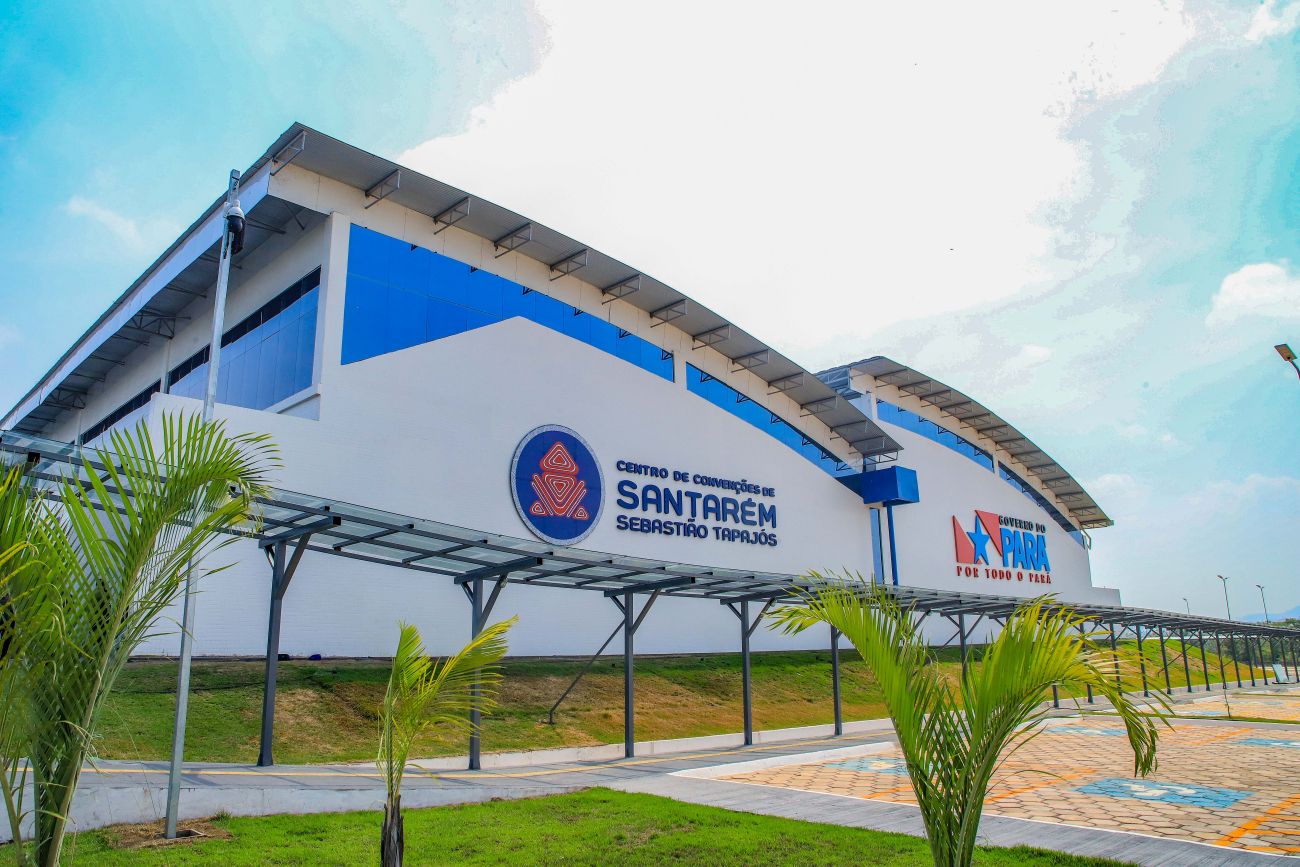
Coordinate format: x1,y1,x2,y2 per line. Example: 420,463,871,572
94,818,231,850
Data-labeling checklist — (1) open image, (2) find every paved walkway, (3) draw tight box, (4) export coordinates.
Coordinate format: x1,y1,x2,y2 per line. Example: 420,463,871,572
53,683,1300,865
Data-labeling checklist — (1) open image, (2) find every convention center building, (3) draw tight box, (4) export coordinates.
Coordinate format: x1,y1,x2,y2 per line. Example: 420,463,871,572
2,124,1118,658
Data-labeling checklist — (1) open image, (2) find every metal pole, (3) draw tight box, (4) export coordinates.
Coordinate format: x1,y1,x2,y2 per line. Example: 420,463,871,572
1108,623,1122,692
885,504,899,586
257,542,287,767
1244,633,1256,687
1179,630,1193,694
623,591,634,758
1080,623,1093,704
1158,627,1172,696
830,627,842,737
957,613,968,682
165,168,241,838
1214,632,1228,690
1292,637,1299,681
1257,636,1269,685
469,576,483,770
1197,631,1211,692
1051,683,1060,709
1136,624,1149,697
741,600,753,746
1230,633,1242,687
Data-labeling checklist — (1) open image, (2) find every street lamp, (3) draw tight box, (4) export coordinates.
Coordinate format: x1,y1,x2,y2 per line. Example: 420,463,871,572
1218,575,1233,621
1182,597,1191,615
1257,584,1270,623
1277,344,1300,381
164,169,244,839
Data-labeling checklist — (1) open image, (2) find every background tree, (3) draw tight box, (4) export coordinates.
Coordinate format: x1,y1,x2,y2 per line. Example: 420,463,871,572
377,619,515,867
769,573,1166,867
0,414,275,865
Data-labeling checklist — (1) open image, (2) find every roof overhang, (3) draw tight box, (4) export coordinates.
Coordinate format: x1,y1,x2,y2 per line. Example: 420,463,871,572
4,123,900,466
824,355,1112,530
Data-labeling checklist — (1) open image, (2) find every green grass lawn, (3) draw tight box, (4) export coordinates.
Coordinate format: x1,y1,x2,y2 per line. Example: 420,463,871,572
42,789,1131,866
92,641,1245,765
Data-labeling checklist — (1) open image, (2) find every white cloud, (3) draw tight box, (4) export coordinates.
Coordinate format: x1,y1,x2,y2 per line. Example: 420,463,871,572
66,197,145,247
399,0,1197,358
1013,344,1052,367
1207,261,1300,326
1245,0,1300,41
1116,424,1181,448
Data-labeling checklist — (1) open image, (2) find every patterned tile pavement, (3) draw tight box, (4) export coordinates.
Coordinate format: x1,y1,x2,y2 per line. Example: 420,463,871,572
1156,691,1300,722
722,715,1300,855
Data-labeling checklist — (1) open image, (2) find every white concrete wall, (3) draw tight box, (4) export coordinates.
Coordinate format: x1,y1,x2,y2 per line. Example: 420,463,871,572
135,315,873,657
44,161,1120,660
873,422,1118,608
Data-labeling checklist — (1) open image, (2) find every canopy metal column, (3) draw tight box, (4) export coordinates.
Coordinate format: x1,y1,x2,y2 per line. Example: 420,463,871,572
1196,631,1211,692
610,577,692,758
257,517,336,767
830,627,843,736
1178,629,1193,694
1244,634,1257,687
1135,624,1150,697
726,597,776,746
1157,627,1173,696
461,557,540,770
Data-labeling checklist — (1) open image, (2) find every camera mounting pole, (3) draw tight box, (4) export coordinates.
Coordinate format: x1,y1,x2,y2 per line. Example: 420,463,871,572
165,168,241,839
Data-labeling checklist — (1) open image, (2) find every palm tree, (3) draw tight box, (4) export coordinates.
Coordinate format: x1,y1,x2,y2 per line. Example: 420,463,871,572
0,466,55,865
768,573,1166,867
0,414,275,866
377,619,515,867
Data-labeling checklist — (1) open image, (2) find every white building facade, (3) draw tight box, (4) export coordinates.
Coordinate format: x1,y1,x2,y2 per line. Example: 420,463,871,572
2,125,1117,657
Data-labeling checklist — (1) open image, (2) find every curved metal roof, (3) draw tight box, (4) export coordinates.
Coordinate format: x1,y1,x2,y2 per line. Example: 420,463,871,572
824,356,1112,530
3,123,901,465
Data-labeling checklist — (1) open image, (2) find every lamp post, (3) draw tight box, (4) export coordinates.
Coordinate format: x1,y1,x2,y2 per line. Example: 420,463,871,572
1257,584,1270,623
1218,575,1233,621
1183,597,1191,615
1277,344,1300,381
164,169,245,839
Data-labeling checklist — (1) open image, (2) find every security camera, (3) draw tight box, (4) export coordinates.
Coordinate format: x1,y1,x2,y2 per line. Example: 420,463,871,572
226,200,246,255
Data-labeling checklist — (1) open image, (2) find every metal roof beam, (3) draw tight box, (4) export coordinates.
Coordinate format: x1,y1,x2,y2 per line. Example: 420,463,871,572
768,373,804,394
691,324,732,348
731,349,770,372
649,299,688,326
549,249,589,281
270,130,307,176
493,223,533,257
259,516,340,548
432,196,471,234
363,169,402,209
454,556,545,584
601,274,641,302
604,575,695,596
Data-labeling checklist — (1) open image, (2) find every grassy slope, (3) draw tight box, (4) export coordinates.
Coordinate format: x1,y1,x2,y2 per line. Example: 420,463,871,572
95,641,1244,765
46,789,1129,866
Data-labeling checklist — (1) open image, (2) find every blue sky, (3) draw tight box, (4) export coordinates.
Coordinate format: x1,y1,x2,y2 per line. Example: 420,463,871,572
1,1,1296,619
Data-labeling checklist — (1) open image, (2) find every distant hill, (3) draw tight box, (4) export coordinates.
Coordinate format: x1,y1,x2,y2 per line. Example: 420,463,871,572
1244,603,1300,623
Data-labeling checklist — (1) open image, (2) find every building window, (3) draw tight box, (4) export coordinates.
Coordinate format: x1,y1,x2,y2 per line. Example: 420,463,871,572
168,270,320,411
81,381,161,444
684,363,854,479
875,399,993,471
340,225,673,382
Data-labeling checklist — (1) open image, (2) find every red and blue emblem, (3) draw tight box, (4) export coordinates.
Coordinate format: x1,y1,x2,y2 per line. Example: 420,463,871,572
511,425,603,546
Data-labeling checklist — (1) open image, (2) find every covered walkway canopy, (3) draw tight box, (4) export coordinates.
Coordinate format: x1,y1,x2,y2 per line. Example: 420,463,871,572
4,429,1299,770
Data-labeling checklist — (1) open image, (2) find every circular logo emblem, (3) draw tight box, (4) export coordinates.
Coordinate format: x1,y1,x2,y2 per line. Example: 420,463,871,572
510,425,604,546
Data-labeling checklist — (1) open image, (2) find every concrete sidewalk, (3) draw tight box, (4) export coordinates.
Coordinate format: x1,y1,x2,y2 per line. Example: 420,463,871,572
24,682,1297,865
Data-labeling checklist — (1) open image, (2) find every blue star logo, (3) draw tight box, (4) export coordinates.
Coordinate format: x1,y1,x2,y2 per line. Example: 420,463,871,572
967,520,991,565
